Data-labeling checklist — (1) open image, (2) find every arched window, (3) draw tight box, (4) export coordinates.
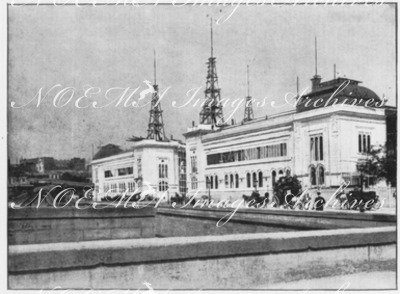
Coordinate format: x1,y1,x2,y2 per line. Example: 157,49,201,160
230,174,234,188
225,175,229,188
205,176,209,189
159,181,168,192
310,166,316,186
272,170,276,187
235,174,239,188
252,172,257,188
286,169,291,177
210,176,214,189
317,166,325,186
258,171,263,187
215,176,218,189
246,173,251,188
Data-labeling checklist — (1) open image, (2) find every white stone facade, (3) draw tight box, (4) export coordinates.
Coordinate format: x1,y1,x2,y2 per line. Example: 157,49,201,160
184,105,387,201
91,140,186,201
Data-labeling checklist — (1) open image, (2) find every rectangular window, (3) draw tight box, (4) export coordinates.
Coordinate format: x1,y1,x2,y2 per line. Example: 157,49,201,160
137,157,142,177
105,170,113,178
119,182,126,193
178,150,187,194
358,132,371,153
191,176,198,190
191,156,198,173
128,182,135,192
310,135,323,161
159,163,168,178
117,167,133,176
206,143,287,166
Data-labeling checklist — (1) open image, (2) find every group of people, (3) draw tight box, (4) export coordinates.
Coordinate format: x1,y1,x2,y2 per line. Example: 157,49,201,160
249,188,326,211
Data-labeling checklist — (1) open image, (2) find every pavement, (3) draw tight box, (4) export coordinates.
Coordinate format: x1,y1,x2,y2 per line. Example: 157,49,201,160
260,271,397,290
324,206,396,215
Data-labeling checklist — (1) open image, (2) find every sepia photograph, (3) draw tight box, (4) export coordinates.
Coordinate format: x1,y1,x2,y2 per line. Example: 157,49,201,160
4,0,398,292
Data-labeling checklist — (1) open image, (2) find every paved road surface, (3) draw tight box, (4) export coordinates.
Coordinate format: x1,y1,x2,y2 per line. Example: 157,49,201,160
261,271,396,290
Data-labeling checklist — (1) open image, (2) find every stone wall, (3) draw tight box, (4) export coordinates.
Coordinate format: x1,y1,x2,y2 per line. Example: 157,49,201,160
156,206,396,237
8,206,156,244
9,226,396,290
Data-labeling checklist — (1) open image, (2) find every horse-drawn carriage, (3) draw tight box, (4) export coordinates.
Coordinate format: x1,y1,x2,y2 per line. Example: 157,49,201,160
336,189,381,211
242,191,269,207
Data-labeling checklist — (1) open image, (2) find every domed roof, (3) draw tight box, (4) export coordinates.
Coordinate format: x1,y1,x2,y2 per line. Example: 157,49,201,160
296,77,382,112
339,84,380,101
93,144,124,160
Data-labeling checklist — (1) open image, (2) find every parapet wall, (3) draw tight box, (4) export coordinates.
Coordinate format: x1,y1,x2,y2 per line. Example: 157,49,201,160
156,206,396,237
9,226,396,289
8,206,156,244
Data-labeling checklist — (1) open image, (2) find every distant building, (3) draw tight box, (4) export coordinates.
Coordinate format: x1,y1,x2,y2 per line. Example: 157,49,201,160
19,157,55,174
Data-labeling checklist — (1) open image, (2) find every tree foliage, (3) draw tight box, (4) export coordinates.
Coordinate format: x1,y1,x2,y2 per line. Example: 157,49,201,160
273,175,302,198
356,144,396,187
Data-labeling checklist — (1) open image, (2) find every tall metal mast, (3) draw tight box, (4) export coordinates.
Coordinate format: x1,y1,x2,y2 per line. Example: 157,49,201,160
147,50,167,141
243,65,254,122
315,36,318,76
311,36,322,91
199,17,224,129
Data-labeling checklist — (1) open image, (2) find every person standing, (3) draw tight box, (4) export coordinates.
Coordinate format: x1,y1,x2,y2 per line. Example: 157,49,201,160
314,191,326,211
264,192,270,207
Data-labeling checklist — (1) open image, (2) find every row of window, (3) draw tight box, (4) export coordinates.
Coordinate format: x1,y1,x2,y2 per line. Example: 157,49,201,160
207,143,288,166
192,166,327,190
202,169,292,190
103,181,137,193
104,167,133,178
103,180,170,193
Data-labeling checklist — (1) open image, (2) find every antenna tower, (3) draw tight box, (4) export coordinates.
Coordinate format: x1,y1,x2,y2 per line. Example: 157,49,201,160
199,17,224,129
243,65,254,122
147,50,167,141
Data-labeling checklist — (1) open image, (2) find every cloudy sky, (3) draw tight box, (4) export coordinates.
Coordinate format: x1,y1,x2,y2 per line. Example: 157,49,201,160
8,3,396,163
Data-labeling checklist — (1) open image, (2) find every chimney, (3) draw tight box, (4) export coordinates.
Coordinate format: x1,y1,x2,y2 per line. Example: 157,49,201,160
231,119,235,125
311,75,322,92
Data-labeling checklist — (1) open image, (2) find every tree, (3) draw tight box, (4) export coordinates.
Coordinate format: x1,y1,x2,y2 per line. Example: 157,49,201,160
273,175,302,206
356,144,396,189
